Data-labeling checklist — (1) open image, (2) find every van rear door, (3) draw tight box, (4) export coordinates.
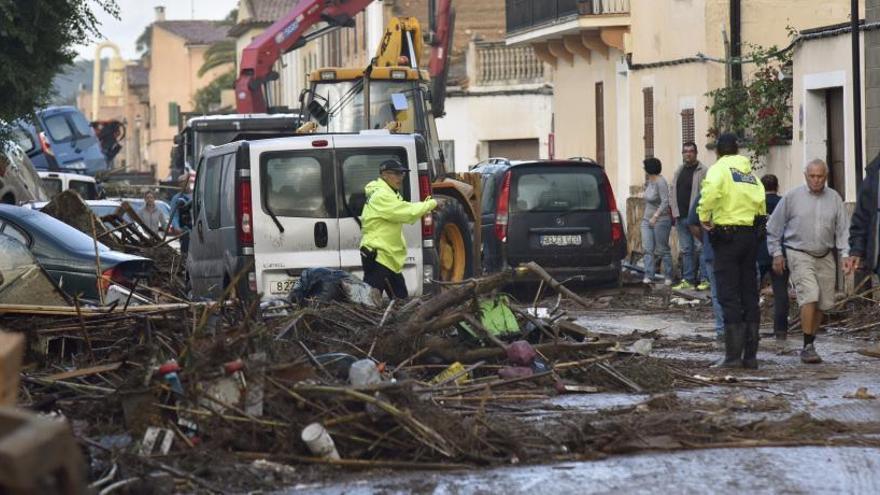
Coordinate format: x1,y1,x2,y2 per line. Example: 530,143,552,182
505,164,614,269
334,138,421,296
250,138,342,298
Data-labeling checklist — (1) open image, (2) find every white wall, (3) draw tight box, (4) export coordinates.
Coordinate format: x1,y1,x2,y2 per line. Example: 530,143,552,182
436,92,553,171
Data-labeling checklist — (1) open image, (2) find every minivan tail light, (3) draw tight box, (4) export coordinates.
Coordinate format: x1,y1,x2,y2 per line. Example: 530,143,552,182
494,171,512,242
601,177,624,243
418,173,434,238
38,132,54,156
237,179,253,245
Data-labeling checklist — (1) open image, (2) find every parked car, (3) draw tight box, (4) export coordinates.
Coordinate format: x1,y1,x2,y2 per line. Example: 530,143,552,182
15,106,110,176
38,171,99,200
473,158,627,286
0,204,153,303
0,233,69,305
1,139,48,205
187,132,427,300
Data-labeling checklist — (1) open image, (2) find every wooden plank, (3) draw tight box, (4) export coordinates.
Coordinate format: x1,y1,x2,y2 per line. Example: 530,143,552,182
45,362,123,381
0,332,25,406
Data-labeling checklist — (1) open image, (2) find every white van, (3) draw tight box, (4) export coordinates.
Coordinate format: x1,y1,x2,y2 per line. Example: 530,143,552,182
38,171,98,200
187,132,433,300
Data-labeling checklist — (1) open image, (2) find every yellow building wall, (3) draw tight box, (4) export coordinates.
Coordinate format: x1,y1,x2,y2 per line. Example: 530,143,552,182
148,27,232,180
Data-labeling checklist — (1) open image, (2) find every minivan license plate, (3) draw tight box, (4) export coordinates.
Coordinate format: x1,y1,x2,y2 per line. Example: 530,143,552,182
540,235,581,247
268,278,297,295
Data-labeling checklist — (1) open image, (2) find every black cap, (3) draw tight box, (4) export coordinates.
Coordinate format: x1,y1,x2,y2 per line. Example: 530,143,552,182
716,132,739,151
379,159,410,173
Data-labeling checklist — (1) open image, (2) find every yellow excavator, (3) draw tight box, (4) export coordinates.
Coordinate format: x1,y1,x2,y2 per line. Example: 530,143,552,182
299,2,480,283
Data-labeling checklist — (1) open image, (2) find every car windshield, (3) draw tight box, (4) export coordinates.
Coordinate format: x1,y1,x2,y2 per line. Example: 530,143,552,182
69,180,97,200
193,131,239,164
20,209,111,252
44,114,74,143
310,80,365,133
68,111,93,138
512,169,602,213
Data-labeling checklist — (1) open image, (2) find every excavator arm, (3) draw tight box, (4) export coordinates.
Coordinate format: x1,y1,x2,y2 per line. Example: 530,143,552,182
235,0,375,113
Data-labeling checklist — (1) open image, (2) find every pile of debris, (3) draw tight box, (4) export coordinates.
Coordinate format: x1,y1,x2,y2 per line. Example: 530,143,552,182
1,262,720,492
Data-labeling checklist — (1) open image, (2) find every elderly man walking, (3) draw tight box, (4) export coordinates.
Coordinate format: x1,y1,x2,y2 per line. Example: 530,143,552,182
766,159,850,364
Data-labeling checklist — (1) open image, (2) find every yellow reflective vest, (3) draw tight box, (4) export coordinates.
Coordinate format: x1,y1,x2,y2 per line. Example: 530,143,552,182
360,178,437,273
697,154,766,225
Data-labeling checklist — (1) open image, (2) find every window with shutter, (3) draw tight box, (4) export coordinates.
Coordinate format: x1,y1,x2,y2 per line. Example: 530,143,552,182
643,87,654,158
595,82,605,166
681,108,695,145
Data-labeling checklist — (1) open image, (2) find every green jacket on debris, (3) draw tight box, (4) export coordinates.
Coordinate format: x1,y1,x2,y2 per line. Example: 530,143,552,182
360,178,437,273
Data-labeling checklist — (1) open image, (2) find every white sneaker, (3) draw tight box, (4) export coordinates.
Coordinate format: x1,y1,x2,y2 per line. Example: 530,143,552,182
642,277,652,284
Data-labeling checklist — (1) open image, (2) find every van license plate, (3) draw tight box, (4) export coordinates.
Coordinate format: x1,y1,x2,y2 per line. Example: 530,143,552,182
540,235,581,247
268,278,297,295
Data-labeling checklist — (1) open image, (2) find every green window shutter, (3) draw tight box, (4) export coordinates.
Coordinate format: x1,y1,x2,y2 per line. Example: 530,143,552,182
168,102,179,127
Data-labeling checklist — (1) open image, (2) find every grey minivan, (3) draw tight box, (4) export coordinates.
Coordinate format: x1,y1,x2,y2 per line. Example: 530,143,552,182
473,158,627,286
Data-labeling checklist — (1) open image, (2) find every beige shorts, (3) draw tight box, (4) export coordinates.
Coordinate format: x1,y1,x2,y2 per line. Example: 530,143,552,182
786,249,837,311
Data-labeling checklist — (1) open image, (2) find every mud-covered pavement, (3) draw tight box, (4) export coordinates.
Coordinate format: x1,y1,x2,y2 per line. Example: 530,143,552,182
282,288,880,494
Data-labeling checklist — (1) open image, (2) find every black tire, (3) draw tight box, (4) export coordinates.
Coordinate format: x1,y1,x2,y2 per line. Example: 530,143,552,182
432,198,474,282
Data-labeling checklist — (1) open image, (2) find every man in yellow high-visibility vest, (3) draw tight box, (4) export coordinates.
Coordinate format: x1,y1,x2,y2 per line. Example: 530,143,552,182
360,159,437,299
697,133,766,369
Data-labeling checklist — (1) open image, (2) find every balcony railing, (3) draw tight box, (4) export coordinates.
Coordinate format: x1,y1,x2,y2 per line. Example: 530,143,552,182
470,41,545,87
506,0,630,34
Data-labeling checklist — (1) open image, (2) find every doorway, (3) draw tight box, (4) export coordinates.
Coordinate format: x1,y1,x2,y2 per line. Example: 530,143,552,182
825,87,845,198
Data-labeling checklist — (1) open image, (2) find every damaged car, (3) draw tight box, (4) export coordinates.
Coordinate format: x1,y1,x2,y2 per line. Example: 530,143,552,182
0,204,153,303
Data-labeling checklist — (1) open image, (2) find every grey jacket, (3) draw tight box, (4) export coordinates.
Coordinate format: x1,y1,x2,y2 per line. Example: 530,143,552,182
669,161,707,218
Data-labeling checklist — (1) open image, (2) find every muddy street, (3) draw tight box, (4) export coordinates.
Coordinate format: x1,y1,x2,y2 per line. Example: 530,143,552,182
271,288,880,494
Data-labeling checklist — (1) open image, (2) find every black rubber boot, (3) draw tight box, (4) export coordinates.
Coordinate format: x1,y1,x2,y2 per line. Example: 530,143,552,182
711,323,744,368
742,321,760,369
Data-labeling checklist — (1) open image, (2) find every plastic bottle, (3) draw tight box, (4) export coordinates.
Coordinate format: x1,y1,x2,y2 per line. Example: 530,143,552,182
348,359,381,387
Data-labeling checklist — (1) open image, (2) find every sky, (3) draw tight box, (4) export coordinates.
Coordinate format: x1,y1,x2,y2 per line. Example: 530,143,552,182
75,0,239,61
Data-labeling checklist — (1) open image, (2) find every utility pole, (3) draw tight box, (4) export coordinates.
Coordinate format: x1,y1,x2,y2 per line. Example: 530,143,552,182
853,0,865,187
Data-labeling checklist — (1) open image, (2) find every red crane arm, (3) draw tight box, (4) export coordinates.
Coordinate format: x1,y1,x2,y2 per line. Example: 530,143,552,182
234,0,375,113
427,0,452,79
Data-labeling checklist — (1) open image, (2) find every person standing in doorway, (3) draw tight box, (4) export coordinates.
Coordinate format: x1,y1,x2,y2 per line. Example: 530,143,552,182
670,141,709,290
360,159,437,299
767,159,850,364
697,133,766,368
641,157,674,285
757,174,790,340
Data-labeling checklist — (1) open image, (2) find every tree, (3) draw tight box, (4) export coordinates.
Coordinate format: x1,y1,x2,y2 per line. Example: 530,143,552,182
198,39,236,77
193,70,235,113
0,0,118,134
194,8,239,111
705,44,793,165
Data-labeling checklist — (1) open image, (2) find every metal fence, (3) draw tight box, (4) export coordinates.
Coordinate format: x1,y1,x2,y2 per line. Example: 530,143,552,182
506,0,630,34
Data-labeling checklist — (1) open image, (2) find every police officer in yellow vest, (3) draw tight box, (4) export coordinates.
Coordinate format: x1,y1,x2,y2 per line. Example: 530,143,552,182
697,133,767,369
360,159,437,299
